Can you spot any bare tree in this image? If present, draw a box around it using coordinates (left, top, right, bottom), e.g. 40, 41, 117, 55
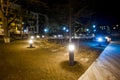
48, 0, 92, 44
0, 0, 20, 43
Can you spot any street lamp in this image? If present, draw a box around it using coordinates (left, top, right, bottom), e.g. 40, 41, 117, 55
68, 43, 75, 66
86, 29, 89, 32
93, 29, 96, 32
62, 26, 69, 37
44, 28, 49, 37
44, 28, 49, 33
93, 25, 96, 28
63, 27, 66, 30
66, 29, 69, 32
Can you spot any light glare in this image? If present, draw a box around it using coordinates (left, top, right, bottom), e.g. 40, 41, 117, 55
36, 35, 40, 38
31, 36, 34, 39
98, 37, 103, 42
69, 44, 75, 51
29, 40, 33, 44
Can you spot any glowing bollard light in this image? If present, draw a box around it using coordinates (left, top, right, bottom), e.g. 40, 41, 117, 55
98, 37, 103, 42
68, 43, 75, 66
36, 35, 40, 39
29, 39, 33, 48
97, 37, 103, 47
30, 36, 34, 39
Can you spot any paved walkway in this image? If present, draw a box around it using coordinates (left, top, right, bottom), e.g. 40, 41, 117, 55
78, 41, 120, 80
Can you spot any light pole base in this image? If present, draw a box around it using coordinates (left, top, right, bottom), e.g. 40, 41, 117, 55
69, 51, 74, 66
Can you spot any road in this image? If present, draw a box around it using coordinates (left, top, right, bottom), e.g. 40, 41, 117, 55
78, 41, 120, 80
79, 40, 109, 51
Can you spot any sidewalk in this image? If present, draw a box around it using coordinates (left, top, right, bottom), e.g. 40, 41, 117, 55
78, 41, 120, 80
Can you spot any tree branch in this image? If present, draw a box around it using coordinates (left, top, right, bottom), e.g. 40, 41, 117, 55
0, 0, 5, 16
8, 15, 17, 29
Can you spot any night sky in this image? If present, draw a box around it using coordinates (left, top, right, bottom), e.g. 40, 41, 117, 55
47, 0, 119, 25
19, 0, 119, 25
88, 0, 119, 25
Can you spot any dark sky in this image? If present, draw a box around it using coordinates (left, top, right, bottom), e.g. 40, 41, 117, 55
19, 0, 119, 25
46, 0, 119, 25
88, 0, 119, 25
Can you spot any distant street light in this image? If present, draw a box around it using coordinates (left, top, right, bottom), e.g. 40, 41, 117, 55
44, 28, 48, 33
68, 43, 75, 66
62, 26, 69, 32
66, 29, 69, 32
93, 29, 96, 32
93, 25, 96, 28
63, 27, 66, 31
62, 26, 69, 37
86, 29, 89, 32
44, 28, 49, 34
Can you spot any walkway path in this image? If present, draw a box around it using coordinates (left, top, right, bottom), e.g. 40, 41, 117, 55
78, 41, 120, 80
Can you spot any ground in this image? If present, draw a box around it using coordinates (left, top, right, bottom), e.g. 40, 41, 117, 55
0, 39, 102, 80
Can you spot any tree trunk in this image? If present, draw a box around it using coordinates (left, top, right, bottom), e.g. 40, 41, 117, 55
3, 17, 10, 43
4, 37, 10, 43
20, 17, 23, 40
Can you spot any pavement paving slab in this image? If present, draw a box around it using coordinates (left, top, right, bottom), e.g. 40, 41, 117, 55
78, 41, 120, 80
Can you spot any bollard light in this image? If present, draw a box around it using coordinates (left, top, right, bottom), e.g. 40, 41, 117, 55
98, 37, 103, 42
69, 44, 75, 51
36, 35, 40, 39
31, 36, 34, 39
68, 43, 75, 66
97, 37, 103, 47
42, 35, 45, 38
29, 39, 33, 48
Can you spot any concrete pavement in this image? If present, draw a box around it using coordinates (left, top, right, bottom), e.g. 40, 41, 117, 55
78, 41, 120, 80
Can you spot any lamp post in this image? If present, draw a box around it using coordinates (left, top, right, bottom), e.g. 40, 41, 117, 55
68, 43, 75, 66
68, 0, 75, 66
